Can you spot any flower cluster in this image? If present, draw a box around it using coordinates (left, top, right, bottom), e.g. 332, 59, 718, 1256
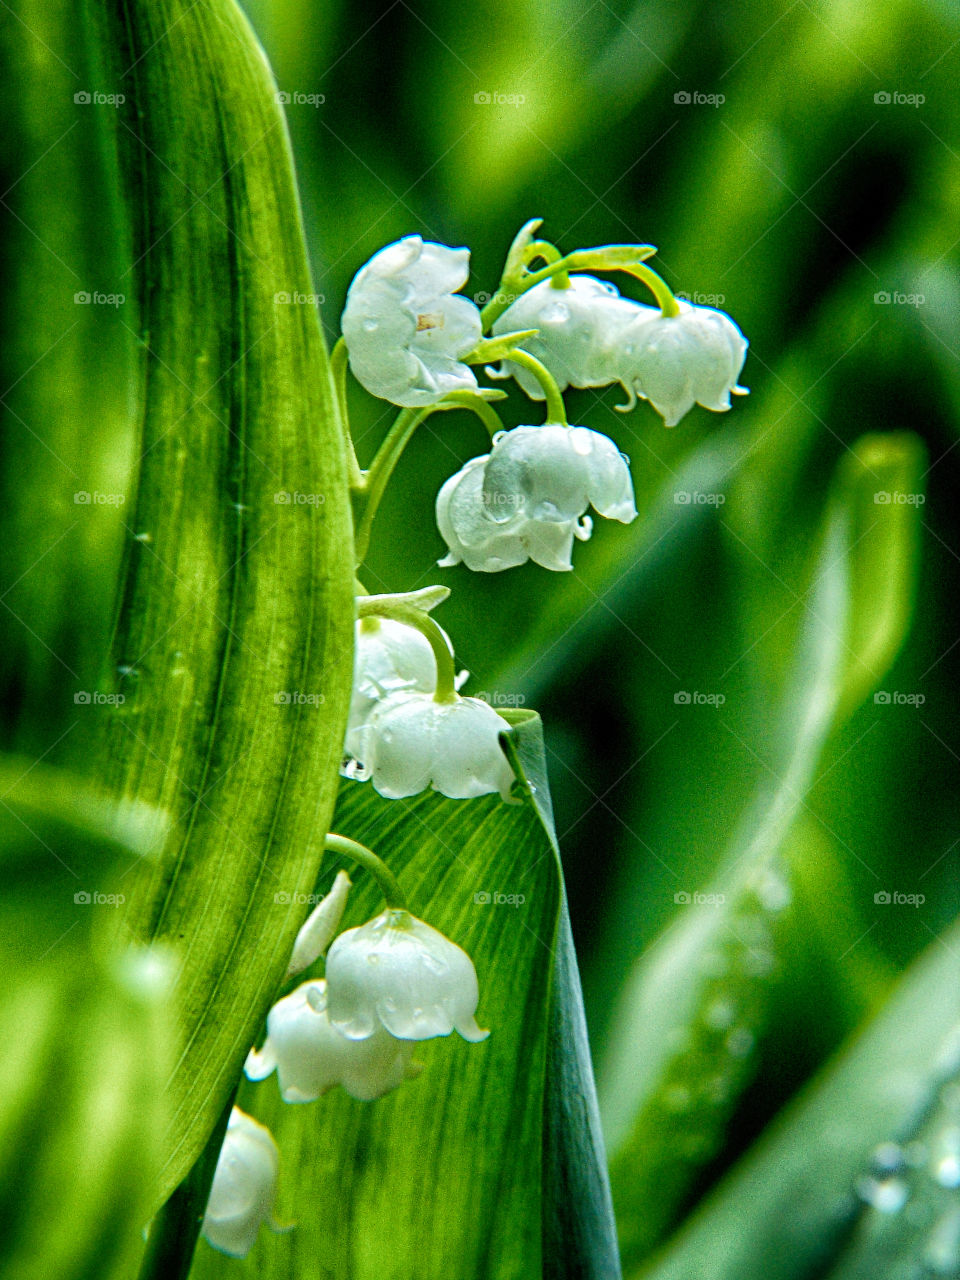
202, 874, 487, 1259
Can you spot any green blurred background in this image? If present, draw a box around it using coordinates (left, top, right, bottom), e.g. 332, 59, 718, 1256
3, 0, 960, 1272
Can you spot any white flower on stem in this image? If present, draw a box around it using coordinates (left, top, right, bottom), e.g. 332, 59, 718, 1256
325, 908, 489, 1043
436, 424, 636, 573
286, 870, 352, 978
616, 300, 749, 427
201, 1108, 278, 1259
491, 274, 651, 398
346, 615, 465, 745
347, 689, 516, 801
341, 235, 483, 407
245, 979, 421, 1102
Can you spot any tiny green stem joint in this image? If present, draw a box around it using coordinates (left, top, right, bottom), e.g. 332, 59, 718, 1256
505, 350, 567, 425
357, 596, 458, 702
624, 263, 681, 318
325, 834, 407, 910
330, 337, 364, 489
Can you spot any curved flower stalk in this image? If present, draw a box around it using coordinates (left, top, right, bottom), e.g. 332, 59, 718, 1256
490, 274, 654, 398
436, 424, 636, 573
200, 1109, 279, 1259
325, 908, 489, 1042
615, 300, 749, 427
244, 979, 422, 1101
341, 235, 482, 407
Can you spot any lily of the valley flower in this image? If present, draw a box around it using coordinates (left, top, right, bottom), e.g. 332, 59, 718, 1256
325, 908, 489, 1043
491, 274, 651, 398
245, 979, 421, 1102
346, 689, 516, 800
201, 1108, 278, 1259
341, 235, 482, 407
616, 300, 749, 427
286, 870, 352, 978
436, 424, 636, 573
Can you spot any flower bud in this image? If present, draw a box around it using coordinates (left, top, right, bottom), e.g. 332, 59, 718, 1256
201, 1108, 278, 1259
286, 870, 352, 978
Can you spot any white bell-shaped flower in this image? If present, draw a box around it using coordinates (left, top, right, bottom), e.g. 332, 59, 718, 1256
347, 689, 516, 800
491, 274, 652, 398
482, 424, 637, 525
437, 455, 591, 573
341, 235, 483, 407
348, 616, 443, 732
201, 1108, 278, 1259
286, 870, 351, 978
326, 908, 489, 1043
616, 300, 749, 426
245, 979, 421, 1102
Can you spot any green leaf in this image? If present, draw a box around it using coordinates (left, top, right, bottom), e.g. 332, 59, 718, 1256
85, 0, 355, 1205
599, 433, 925, 1267
637, 915, 960, 1280
190, 714, 620, 1280
0, 758, 172, 1280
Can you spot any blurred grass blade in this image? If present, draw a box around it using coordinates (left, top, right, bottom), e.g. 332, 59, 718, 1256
0, 758, 172, 1280
192, 714, 620, 1280
88, 0, 354, 1205
599, 432, 925, 1267
637, 916, 960, 1280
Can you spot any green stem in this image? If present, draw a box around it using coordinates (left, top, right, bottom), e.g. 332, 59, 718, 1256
356, 595, 458, 702
505, 350, 567, 424
624, 263, 681, 317
325, 834, 407, 909
138, 1084, 238, 1280
330, 337, 363, 489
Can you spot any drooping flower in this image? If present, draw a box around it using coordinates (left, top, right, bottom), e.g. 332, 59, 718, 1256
341, 235, 483, 407
245, 979, 421, 1102
345, 615, 465, 751
346, 689, 516, 801
325, 908, 489, 1043
436, 424, 636, 573
615, 300, 749, 426
491, 274, 652, 398
286, 870, 352, 978
201, 1108, 278, 1259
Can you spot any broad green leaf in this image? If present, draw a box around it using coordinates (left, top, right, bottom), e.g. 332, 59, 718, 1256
0, 758, 171, 1280
599, 433, 924, 1268
191, 714, 620, 1280
637, 915, 960, 1280
85, 0, 355, 1204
